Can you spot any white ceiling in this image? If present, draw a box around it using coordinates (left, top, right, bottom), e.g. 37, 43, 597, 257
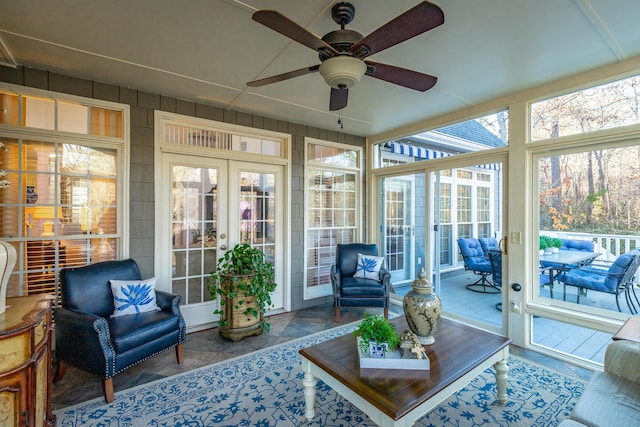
1, 0, 640, 137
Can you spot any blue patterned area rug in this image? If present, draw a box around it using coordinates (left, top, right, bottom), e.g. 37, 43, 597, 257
55, 323, 585, 427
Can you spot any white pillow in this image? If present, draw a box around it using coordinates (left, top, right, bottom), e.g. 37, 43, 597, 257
353, 253, 384, 280
110, 277, 161, 317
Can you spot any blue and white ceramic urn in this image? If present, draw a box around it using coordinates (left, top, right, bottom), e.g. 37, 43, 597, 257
403, 268, 441, 345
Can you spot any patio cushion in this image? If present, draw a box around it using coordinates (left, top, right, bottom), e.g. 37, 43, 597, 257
562, 253, 634, 293
458, 238, 491, 273
560, 238, 595, 252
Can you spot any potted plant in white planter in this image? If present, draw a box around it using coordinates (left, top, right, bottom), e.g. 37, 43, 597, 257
353, 313, 400, 358
539, 236, 550, 255
209, 243, 277, 341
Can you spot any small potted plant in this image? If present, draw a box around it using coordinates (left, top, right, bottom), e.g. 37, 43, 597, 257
550, 237, 563, 253
353, 313, 400, 358
209, 243, 277, 341
539, 236, 551, 255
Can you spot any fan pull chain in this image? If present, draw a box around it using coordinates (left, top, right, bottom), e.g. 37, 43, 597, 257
337, 110, 344, 129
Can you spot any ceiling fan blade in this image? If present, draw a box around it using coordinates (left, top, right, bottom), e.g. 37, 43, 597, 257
329, 87, 348, 111
351, 1, 444, 58
365, 61, 437, 91
247, 65, 320, 87
253, 10, 338, 55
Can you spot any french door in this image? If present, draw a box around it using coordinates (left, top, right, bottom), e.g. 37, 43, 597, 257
157, 154, 284, 329
380, 175, 417, 285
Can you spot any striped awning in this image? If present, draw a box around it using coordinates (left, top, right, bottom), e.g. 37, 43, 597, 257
389, 142, 501, 170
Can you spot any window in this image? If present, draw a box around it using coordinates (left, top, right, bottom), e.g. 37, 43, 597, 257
531, 73, 640, 141
0, 85, 126, 302
374, 111, 509, 169
304, 139, 361, 299
0, 88, 123, 138
526, 71, 640, 364
164, 123, 282, 157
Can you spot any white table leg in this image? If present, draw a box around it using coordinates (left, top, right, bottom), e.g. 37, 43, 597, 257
494, 358, 509, 403
303, 371, 318, 420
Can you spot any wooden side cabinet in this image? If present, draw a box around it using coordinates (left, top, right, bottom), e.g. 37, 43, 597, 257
0, 295, 55, 427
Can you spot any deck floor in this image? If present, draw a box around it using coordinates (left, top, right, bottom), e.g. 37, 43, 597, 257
393, 270, 637, 364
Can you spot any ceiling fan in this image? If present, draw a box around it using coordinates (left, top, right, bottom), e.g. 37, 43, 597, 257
246, 1, 445, 111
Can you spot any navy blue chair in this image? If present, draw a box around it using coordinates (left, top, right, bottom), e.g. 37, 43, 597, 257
487, 249, 504, 310
330, 243, 391, 322
488, 249, 551, 310
558, 252, 640, 312
54, 259, 186, 403
457, 238, 498, 293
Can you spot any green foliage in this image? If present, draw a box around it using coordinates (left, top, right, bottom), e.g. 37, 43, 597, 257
353, 313, 400, 354
209, 244, 277, 332
539, 236, 550, 250
540, 236, 562, 250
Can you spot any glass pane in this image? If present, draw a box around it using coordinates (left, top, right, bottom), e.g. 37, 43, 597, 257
90, 107, 123, 138
163, 123, 282, 157
0, 91, 19, 125
429, 164, 503, 329
375, 111, 508, 168
307, 143, 358, 168
171, 165, 219, 304
531, 74, 640, 141
24, 96, 55, 130
58, 101, 88, 134
305, 167, 357, 287
537, 146, 640, 315
380, 174, 422, 285
239, 171, 276, 250
532, 316, 612, 364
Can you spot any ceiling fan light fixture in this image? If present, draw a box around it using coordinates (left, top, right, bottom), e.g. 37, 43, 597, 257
319, 55, 366, 89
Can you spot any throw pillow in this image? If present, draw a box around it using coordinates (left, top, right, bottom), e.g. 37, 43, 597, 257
110, 277, 161, 317
353, 253, 384, 280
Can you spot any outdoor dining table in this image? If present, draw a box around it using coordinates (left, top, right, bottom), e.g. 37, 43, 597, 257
540, 249, 600, 300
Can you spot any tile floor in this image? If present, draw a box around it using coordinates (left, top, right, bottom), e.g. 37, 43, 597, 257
51, 304, 594, 410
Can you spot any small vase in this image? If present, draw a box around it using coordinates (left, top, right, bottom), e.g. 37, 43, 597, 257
26, 185, 38, 204
403, 268, 441, 345
368, 341, 388, 358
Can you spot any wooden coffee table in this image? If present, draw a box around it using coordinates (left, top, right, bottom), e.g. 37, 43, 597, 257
299, 317, 511, 427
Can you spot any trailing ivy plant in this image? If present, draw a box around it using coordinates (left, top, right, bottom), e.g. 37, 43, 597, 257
353, 312, 400, 354
209, 243, 277, 332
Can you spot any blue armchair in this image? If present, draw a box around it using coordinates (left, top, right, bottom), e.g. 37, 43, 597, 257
558, 252, 640, 312
458, 238, 498, 293
330, 243, 391, 322
53, 259, 186, 403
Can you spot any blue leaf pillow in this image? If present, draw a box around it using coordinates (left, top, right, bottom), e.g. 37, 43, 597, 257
110, 277, 161, 317
353, 253, 384, 280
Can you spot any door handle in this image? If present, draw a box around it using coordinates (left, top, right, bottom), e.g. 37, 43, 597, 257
499, 236, 508, 255
219, 244, 227, 251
